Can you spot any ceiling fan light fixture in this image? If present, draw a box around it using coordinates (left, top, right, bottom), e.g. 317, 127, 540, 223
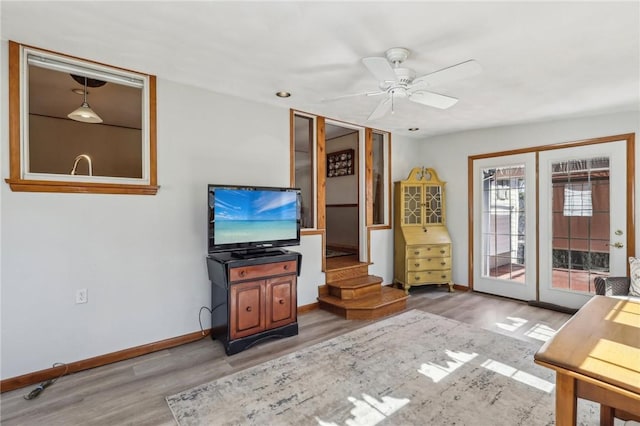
68, 77, 103, 124
359, 48, 481, 120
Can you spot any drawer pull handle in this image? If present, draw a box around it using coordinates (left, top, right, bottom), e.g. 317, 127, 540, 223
441, 275, 447, 279
284, 264, 289, 270
427, 247, 431, 251
415, 276, 420, 280
278, 299, 285, 305
239, 270, 246, 277
246, 306, 252, 312
440, 250, 445, 254
414, 251, 420, 255
441, 262, 446, 265
414, 263, 420, 267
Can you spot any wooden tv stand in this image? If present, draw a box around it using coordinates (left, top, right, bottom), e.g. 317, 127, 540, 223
206, 249, 301, 355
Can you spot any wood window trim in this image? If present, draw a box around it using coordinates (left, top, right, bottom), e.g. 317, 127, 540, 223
365, 127, 374, 226
6, 41, 159, 195
290, 110, 392, 232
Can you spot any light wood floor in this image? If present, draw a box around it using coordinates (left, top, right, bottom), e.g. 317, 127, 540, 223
0, 289, 572, 426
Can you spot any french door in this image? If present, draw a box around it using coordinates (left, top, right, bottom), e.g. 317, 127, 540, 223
473, 154, 537, 301
538, 141, 628, 309
472, 137, 630, 309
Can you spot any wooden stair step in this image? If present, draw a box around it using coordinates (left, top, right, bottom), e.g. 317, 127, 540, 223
327, 275, 383, 300
327, 274, 383, 289
318, 286, 408, 320
326, 262, 371, 283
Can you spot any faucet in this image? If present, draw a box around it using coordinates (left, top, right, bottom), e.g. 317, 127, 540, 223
70, 154, 93, 176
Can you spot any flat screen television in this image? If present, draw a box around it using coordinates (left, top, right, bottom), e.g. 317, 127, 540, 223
208, 184, 301, 256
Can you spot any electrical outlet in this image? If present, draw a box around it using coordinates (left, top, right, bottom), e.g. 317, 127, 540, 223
75, 288, 88, 304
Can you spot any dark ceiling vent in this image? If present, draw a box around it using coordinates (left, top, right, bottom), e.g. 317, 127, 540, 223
70, 74, 107, 88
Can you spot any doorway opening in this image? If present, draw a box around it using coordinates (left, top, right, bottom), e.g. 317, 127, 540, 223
325, 122, 360, 264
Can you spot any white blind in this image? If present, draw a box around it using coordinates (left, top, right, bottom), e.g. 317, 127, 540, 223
563, 183, 592, 216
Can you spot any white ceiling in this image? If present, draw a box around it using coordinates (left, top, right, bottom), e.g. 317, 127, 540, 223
2, 1, 639, 138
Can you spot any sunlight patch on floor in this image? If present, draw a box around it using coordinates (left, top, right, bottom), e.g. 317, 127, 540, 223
496, 316, 528, 332
524, 323, 557, 341
481, 359, 555, 393
315, 393, 410, 426
417, 350, 478, 383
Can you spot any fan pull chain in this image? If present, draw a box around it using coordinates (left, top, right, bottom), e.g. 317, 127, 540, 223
391, 89, 395, 114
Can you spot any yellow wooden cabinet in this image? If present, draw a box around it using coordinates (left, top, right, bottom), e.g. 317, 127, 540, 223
394, 167, 453, 294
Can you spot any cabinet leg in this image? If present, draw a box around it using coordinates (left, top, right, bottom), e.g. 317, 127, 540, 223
447, 283, 454, 292
404, 285, 411, 295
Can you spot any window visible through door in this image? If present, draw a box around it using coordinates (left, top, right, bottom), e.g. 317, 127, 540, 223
550, 157, 610, 293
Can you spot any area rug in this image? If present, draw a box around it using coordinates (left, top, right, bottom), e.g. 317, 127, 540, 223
166, 310, 602, 426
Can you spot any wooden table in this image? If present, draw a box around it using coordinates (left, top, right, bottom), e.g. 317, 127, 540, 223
534, 296, 640, 425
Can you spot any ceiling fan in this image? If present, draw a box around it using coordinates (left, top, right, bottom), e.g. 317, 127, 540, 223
356, 47, 482, 121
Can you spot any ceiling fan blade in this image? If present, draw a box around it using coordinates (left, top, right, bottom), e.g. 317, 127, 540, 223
322, 90, 386, 102
362, 57, 397, 83
367, 97, 392, 121
412, 59, 482, 88
409, 91, 458, 109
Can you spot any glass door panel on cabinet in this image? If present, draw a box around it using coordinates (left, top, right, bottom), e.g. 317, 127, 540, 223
403, 185, 424, 225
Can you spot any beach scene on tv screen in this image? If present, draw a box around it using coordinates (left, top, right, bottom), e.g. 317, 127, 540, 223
214, 189, 297, 244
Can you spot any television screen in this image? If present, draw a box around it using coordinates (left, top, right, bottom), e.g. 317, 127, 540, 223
208, 185, 301, 254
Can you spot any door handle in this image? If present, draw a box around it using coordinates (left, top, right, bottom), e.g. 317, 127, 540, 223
606, 242, 624, 248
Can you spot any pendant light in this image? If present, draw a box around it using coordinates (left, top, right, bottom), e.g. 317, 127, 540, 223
68, 77, 103, 124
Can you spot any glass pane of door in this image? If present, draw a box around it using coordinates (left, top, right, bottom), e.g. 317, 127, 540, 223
473, 153, 536, 301
550, 157, 610, 293
539, 140, 627, 309
481, 165, 526, 283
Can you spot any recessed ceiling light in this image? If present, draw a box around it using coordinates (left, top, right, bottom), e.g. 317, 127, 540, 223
72, 88, 87, 95
408, 127, 419, 132
276, 91, 291, 98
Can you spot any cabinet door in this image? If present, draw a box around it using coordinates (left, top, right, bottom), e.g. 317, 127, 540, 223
230, 280, 265, 339
424, 184, 443, 225
265, 275, 296, 330
402, 184, 424, 226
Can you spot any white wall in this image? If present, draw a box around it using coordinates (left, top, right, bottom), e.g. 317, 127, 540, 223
418, 111, 640, 288
0, 42, 412, 380
391, 134, 424, 183
0, 75, 277, 378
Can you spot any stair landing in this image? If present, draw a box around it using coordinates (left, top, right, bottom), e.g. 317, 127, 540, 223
318, 257, 407, 320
